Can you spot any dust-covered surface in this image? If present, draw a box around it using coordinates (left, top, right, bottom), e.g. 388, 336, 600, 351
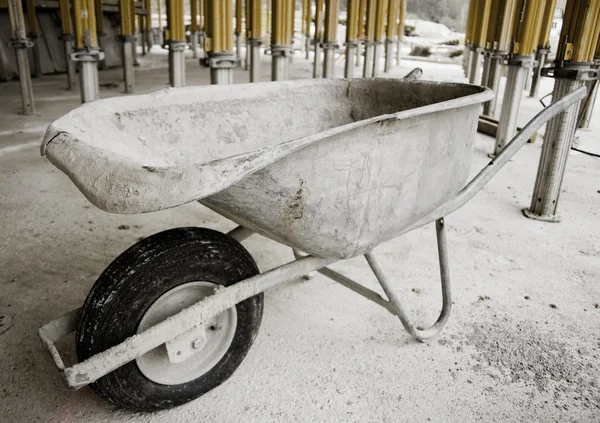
467, 319, 600, 411
0, 49, 599, 422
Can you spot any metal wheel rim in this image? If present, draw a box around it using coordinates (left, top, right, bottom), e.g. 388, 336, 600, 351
135, 281, 237, 385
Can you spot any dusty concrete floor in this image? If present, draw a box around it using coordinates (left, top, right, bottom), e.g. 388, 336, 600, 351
0, 48, 599, 423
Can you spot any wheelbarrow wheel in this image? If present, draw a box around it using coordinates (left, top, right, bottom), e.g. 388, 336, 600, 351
76, 227, 263, 411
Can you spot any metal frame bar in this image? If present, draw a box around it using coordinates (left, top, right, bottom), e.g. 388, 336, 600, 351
38, 86, 586, 391
38, 254, 334, 390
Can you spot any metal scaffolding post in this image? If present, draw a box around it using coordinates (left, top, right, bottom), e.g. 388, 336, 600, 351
371, 0, 385, 77
322, 0, 339, 78
493, 0, 547, 156
191, 0, 199, 58
463, 0, 476, 77
25, 0, 42, 77
272, 0, 293, 81
131, 0, 139, 66
58, 0, 76, 90
494, 56, 533, 154
482, 53, 504, 117
530, 48, 549, 97
524, 0, 600, 222
199, 0, 206, 59
578, 40, 600, 129
304, 0, 312, 59
235, 0, 243, 61
384, 0, 397, 73
168, 0, 185, 87
395, 0, 404, 66
138, 6, 146, 55
468, 0, 492, 84
578, 78, 599, 129
363, 0, 376, 77
95, 0, 106, 69
8, 0, 35, 114
248, 0, 262, 82
313, 0, 324, 78
356, 0, 366, 68
205, 0, 236, 84
345, 0, 360, 78
120, 0, 135, 92
523, 69, 588, 221
481, 0, 518, 118
72, 0, 103, 103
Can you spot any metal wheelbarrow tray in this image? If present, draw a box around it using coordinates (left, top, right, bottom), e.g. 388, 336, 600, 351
38, 78, 586, 412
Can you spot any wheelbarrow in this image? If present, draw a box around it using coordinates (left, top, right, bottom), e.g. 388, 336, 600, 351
37, 78, 586, 412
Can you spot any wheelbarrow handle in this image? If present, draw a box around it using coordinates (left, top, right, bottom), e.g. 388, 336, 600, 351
400, 85, 588, 235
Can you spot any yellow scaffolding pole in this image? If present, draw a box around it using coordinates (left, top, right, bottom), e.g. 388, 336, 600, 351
385, 0, 397, 40
120, 0, 134, 36
74, 0, 98, 48
485, 0, 518, 53
235, 0, 242, 34
537, 0, 557, 50
272, 0, 293, 46
511, 0, 547, 57
191, 0, 198, 32
465, 0, 477, 46
346, 0, 360, 42
205, 0, 233, 53
472, 0, 492, 49
558, 0, 600, 63
373, 0, 386, 42
250, 0, 262, 39
168, 0, 185, 41
358, 0, 367, 39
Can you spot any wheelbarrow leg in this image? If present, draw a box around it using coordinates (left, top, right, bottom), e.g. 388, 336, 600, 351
365, 218, 451, 342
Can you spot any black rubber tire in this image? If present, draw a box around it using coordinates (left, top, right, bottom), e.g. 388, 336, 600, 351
76, 227, 263, 412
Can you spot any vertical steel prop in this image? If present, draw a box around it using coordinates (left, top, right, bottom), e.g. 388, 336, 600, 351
120, 0, 135, 92
363, 0, 376, 77
235, 0, 243, 61
248, 0, 262, 82
322, 0, 339, 78
493, 0, 547, 156
529, 0, 556, 97
524, 0, 600, 222
469, 0, 492, 85
304, 0, 312, 59
140, 0, 150, 55
312, 0, 324, 78
191, 0, 200, 58
395, 0, 404, 66
72, 0, 103, 103
356, 0, 366, 67
371, 0, 386, 77
578, 34, 600, 129
384, 0, 397, 72
482, 0, 518, 118
199, 0, 205, 58
272, 0, 294, 81
345, 0, 360, 77
131, 0, 140, 66
301, 0, 308, 56
167, 0, 185, 86
26, 0, 42, 77
463, 0, 477, 77
245, 0, 251, 69
95, 0, 107, 68
8, 0, 35, 114
58, 0, 76, 90
205, 0, 236, 84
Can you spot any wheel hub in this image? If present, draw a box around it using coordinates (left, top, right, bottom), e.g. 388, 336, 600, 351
135, 281, 237, 385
